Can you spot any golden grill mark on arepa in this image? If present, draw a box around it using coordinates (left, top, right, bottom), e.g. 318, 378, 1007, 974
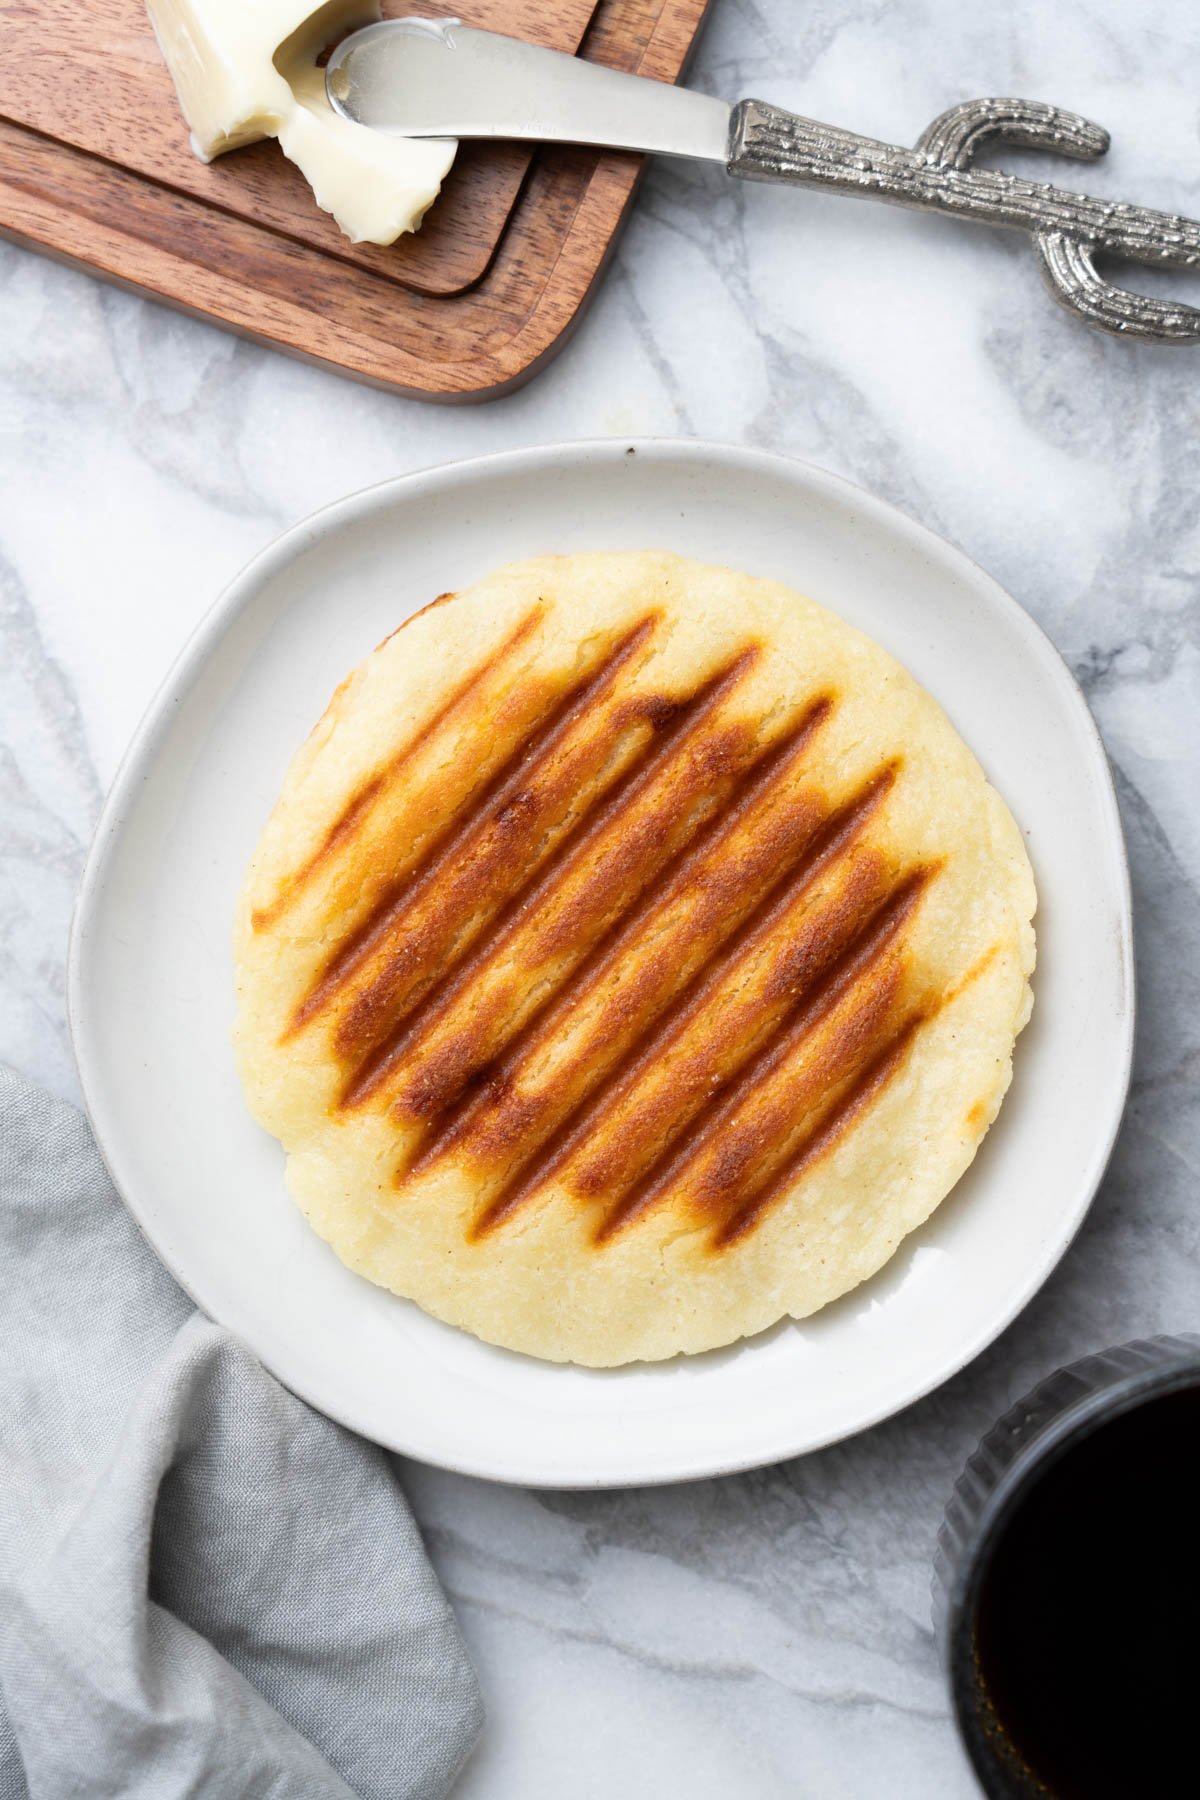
331, 638, 763, 1107
501, 859, 938, 1248
711, 930, 1006, 1249
713, 1007, 930, 1247
251, 601, 546, 934
581, 857, 929, 1243
286, 611, 662, 1044
633, 872, 935, 1247
458, 767, 903, 1238
403, 693, 840, 1183
270, 606, 954, 1251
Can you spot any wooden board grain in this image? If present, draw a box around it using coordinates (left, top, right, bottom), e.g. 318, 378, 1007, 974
0, 0, 713, 399
1, 0, 603, 296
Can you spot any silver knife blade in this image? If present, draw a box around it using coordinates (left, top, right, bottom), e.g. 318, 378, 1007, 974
325, 17, 732, 163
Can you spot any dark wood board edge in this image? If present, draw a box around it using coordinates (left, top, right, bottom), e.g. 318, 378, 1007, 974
0, 0, 715, 401
0, 129, 644, 400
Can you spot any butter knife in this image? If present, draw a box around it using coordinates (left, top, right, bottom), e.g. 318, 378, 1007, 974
327, 16, 1200, 344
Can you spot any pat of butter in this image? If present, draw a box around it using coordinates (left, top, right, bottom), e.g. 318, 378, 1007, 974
145, 0, 456, 244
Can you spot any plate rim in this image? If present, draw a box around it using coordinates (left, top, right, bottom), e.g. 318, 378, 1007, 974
67, 437, 1135, 1487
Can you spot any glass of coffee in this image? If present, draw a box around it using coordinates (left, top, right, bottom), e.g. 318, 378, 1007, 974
934, 1334, 1200, 1798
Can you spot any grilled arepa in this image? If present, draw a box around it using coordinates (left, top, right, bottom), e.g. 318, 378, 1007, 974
233, 551, 1035, 1366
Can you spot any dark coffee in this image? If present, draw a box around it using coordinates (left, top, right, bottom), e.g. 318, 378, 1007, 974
973, 1384, 1200, 1798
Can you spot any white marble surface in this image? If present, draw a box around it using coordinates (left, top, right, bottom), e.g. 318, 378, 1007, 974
3, 0, 1200, 1792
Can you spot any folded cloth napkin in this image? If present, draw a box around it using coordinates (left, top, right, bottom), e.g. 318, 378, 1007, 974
0, 1068, 483, 1800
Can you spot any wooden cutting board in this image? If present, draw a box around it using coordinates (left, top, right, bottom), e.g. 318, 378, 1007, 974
0, 0, 713, 399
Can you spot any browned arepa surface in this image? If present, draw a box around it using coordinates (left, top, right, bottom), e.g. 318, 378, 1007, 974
233, 551, 1036, 1364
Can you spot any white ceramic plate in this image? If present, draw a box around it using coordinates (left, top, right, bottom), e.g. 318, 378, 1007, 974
69, 440, 1132, 1488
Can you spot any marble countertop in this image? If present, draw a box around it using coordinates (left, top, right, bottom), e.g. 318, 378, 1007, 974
4, 0, 1199, 1792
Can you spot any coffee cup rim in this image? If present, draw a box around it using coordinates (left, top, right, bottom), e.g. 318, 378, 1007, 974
945, 1348, 1200, 1797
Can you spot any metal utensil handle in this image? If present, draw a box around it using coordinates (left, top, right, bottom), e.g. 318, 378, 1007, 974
728, 96, 1200, 343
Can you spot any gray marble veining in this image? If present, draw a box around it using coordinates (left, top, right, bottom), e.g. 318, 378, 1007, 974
2, 1, 1198, 1793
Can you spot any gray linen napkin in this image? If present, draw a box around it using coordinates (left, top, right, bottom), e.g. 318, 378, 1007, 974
0, 1067, 483, 1800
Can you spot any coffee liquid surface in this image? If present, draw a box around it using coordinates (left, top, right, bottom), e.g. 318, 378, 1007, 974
975, 1385, 1200, 1798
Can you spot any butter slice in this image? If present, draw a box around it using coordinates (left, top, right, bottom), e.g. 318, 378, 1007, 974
146, 0, 456, 243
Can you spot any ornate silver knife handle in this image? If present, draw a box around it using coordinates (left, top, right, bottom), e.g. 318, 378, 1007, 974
728, 97, 1200, 343
327, 26, 1200, 344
